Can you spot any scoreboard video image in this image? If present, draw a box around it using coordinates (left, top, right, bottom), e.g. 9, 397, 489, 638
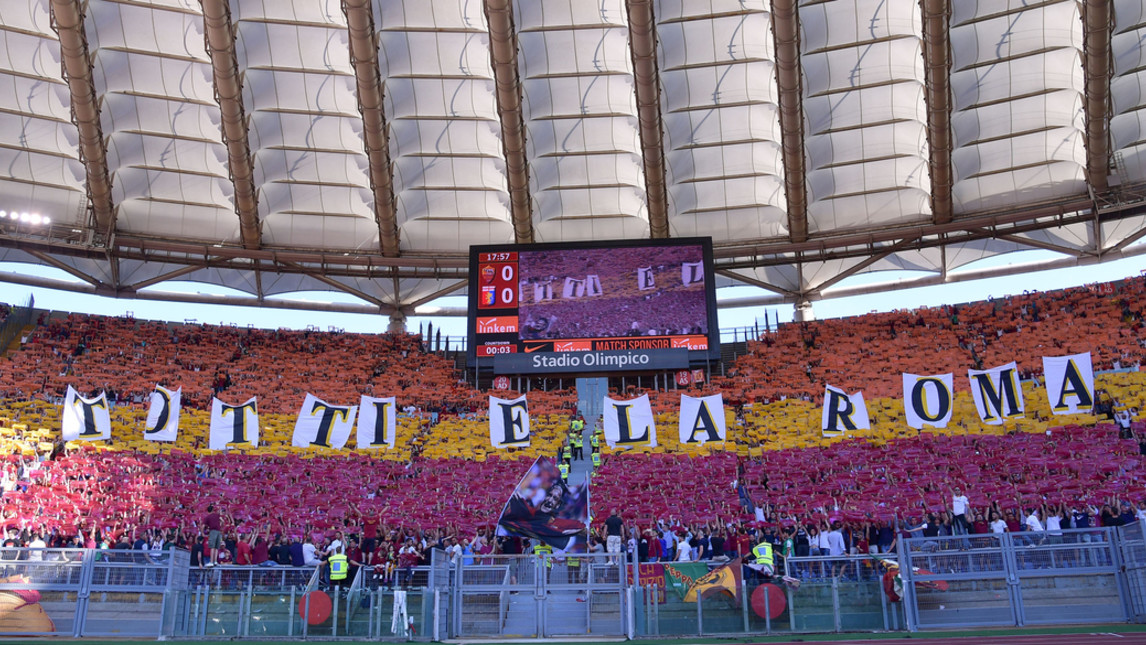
467, 238, 718, 364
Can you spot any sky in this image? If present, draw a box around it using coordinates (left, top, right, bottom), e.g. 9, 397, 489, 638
1, 250, 1143, 343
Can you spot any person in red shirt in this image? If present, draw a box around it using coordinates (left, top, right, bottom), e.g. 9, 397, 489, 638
235, 530, 253, 565
346, 537, 365, 584
352, 504, 379, 565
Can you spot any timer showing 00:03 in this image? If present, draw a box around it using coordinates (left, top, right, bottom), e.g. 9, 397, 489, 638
478, 345, 515, 356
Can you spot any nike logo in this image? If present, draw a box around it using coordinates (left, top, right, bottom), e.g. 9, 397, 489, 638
525, 345, 546, 353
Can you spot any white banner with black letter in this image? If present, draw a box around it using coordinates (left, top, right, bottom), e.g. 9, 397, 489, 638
61, 386, 111, 442
357, 396, 397, 449
902, 373, 954, 429
144, 385, 181, 442
967, 362, 1025, 425
293, 393, 356, 449
603, 394, 657, 448
489, 395, 530, 448
1042, 352, 1094, 415
679, 393, 725, 444
209, 397, 259, 450
821, 385, 870, 437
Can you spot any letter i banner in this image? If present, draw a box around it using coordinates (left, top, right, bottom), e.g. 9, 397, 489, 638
209, 397, 259, 450
489, 395, 530, 448
61, 385, 111, 442
1042, 352, 1094, 415
357, 396, 396, 449
144, 385, 181, 442
821, 385, 870, 437
603, 394, 657, 448
293, 393, 356, 449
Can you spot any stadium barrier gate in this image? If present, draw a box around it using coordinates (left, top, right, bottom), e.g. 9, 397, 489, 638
898, 526, 1131, 630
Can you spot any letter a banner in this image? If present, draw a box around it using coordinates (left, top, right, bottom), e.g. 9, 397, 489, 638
1042, 352, 1095, 415
821, 385, 869, 437
968, 362, 1024, 425
603, 394, 657, 448
293, 393, 356, 449
144, 385, 181, 442
902, 373, 954, 429
209, 397, 259, 450
489, 394, 530, 448
679, 394, 725, 444
61, 386, 111, 442
357, 396, 396, 449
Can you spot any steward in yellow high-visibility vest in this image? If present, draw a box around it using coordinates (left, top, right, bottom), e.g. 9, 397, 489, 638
558, 462, 569, 480
534, 542, 553, 568
562, 445, 572, 461
571, 434, 583, 460
329, 552, 349, 582
591, 434, 600, 449
591, 452, 601, 468
751, 541, 774, 573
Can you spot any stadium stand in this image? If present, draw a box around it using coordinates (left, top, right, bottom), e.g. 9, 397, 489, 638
0, 277, 1142, 564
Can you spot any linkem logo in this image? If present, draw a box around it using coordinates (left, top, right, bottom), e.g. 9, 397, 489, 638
477, 316, 518, 334
672, 336, 708, 350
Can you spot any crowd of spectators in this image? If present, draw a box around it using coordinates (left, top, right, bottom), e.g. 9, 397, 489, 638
0, 278, 1143, 581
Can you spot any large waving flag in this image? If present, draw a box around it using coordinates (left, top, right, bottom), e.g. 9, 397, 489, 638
144, 385, 181, 442
663, 562, 708, 599
61, 386, 111, 442
496, 456, 589, 551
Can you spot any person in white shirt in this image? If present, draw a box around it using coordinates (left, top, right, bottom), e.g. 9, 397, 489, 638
1024, 509, 1044, 546
1044, 505, 1063, 541
302, 537, 320, 566
675, 537, 691, 562
26, 533, 45, 562
951, 488, 971, 534
989, 511, 1007, 534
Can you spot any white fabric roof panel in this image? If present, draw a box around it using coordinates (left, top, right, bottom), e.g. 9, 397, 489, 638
655, 2, 788, 241
232, 0, 375, 250
0, 0, 1143, 310
1111, 1, 1146, 182
948, 0, 1088, 214
0, 1, 86, 225
84, 0, 237, 240
799, 0, 932, 233
515, 0, 648, 242
375, 0, 514, 252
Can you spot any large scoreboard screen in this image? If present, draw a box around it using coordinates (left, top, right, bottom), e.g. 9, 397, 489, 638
466, 238, 719, 374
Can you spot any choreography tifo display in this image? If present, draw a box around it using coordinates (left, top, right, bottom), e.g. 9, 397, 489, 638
58, 350, 1097, 449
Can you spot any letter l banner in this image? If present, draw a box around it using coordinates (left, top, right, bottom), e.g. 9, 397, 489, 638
603, 394, 657, 448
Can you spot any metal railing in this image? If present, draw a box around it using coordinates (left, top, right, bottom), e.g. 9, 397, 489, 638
188, 564, 317, 590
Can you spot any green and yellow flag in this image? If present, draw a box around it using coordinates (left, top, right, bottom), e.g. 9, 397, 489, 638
662, 562, 707, 600
684, 557, 743, 605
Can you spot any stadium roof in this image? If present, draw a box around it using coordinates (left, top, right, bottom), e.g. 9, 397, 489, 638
0, 0, 1145, 316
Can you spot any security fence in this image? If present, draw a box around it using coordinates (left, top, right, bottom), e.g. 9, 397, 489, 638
899, 527, 1129, 629
6, 530, 1146, 640
0, 547, 187, 638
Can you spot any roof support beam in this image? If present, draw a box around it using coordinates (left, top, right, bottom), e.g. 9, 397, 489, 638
403, 280, 468, 310
808, 236, 921, 293
1083, 0, 1112, 192
343, 0, 401, 256
921, 0, 954, 224
50, 0, 115, 237
772, 0, 808, 243
626, 0, 670, 239
484, 0, 534, 244
202, 0, 261, 249
25, 248, 103, 287
278, 260, 390, 310
715, 269, 799, 297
